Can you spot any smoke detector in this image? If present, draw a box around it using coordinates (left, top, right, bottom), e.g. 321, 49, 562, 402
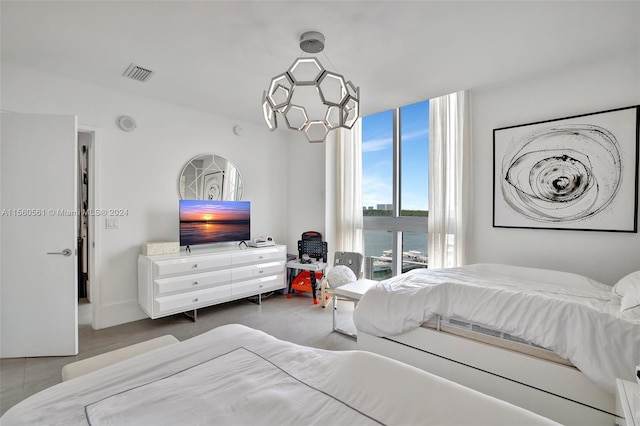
117, 115, 137, 132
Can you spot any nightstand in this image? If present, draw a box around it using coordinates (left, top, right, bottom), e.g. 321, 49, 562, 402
616, 378, 640, 426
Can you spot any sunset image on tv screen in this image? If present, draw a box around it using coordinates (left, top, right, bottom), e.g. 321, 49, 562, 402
179, 200, 250, 246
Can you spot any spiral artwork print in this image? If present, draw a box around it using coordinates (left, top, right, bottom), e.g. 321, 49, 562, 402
493, 106, 639, 232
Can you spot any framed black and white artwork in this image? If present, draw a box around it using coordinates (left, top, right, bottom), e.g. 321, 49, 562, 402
493, 105, 639, 232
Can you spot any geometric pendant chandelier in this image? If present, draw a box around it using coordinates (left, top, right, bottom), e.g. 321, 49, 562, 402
262, 31, 360, 143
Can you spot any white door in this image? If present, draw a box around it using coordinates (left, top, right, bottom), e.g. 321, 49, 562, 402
1, 112, 78, 357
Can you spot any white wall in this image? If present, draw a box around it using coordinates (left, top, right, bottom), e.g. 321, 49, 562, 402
470, 53, 640, 284
1, 63, 292, 328
284, 131, 327, 255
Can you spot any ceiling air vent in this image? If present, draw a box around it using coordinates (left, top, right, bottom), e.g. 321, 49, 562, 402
123, 63, 154, 82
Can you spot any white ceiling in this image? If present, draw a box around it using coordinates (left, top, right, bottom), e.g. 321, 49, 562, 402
1, 1, 638, 126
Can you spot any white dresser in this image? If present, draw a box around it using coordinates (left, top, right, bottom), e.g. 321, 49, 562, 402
138, 244, 286, 319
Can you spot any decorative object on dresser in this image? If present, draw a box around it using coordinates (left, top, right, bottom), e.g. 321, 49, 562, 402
248, 236, 275, 247
138, 244, 286, 321
141, 242, 180, 256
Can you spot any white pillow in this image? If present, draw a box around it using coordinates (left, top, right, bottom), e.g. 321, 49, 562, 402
613, 271, 640, 321
326, 265, 357, 288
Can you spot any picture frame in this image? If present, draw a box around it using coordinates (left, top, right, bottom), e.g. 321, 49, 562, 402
493, 105, 639, 232
202, 171, 225, 201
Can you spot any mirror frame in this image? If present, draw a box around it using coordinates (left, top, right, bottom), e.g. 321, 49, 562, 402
178, 154, 244, 200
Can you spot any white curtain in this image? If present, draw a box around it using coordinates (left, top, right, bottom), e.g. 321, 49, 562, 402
335, 121, 364, 253
428, 90, 471, 268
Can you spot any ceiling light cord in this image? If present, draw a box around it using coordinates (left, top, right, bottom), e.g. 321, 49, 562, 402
321, 52, 340, 74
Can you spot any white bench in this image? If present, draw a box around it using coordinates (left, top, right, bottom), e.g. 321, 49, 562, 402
61, 335, 179, 381
332, 279, 377, 338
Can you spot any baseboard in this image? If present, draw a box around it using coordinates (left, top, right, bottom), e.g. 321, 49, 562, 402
97, 300, 147, 329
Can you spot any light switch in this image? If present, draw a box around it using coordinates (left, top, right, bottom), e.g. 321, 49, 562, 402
105, 218, 120, 229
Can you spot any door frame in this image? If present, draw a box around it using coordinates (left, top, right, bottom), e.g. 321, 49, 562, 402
78, 124, 101, 330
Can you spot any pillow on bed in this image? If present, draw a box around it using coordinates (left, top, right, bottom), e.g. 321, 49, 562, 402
614, 271, 640, 321
613, 271, 640, 298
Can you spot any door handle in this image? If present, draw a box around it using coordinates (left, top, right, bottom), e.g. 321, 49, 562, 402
47, 248, 72, 256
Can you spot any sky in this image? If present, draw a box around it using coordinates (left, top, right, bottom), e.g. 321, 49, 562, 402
362, 99, 429, 211
179, 200, 250, 222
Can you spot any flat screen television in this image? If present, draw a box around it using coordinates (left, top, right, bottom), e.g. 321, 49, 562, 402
179, 200, 250, 247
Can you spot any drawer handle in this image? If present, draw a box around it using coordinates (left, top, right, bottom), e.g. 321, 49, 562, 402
258, 269, 264, 274
193, 281, 199, 286
193, 264, 198, 268
258, 255, 264, 259
193, 298, 199, 303
259, 284, 264, 288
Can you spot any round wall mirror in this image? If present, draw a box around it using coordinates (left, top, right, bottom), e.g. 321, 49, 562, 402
178, 154, 244, 200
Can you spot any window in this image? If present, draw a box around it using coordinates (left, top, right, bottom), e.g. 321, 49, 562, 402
362, 99, 429, 280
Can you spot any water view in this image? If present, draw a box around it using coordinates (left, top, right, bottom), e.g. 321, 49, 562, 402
180, 221, 250, 246
364, 230, 428, 280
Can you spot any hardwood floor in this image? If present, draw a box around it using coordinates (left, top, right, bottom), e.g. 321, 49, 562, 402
0, 293, 357, 416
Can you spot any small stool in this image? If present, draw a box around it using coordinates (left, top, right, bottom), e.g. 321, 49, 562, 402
61, 335, 179, 381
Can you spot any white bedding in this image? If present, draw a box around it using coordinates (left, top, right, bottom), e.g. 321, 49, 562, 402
353, 263, 640, 395
1, 324, 557, 425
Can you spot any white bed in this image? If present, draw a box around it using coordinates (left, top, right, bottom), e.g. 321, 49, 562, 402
0, 324, 557, 425
353, 264, 640, 426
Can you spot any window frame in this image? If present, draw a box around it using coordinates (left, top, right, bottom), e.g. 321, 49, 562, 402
362, 106, 428, 277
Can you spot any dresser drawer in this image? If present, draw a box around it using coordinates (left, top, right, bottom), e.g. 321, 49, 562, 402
154, 269, 231, 296
153, 254, 231, 277
154, 285, 232, 315
232, 274, 285, 298
232, 261, 284, 282
231, 246, 284, 266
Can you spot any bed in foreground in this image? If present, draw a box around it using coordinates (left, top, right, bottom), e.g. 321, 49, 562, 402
354, 264, 640, 426
0, 324, 557, 425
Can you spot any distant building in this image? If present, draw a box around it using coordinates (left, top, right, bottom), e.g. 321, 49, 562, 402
376, 204, 392, 211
